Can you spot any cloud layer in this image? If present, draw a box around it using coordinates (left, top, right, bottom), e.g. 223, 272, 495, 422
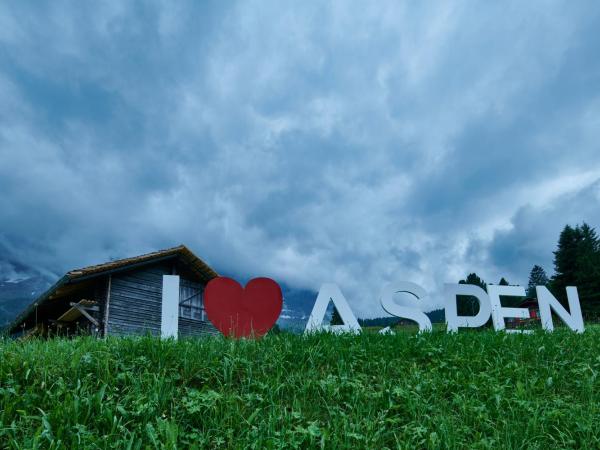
1, 1, 600, 316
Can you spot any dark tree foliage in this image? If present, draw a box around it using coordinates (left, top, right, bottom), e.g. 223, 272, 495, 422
457, 273, 487, 316
526, 265, 549, 298
456, 274, 514, 317
553, 225, 580, 291
551, 223, 600, 318
459, 273, 487, 290
330, 306, 343, 325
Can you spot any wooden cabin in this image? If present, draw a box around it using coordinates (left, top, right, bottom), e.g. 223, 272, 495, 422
7, 245, 219, 338
505, 297, 541, 329
519, 298, 540, 319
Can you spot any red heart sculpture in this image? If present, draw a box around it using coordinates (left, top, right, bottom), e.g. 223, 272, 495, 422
204, 277, 283, 338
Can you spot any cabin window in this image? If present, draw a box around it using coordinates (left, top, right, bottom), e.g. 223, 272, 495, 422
179, 279, 205, 320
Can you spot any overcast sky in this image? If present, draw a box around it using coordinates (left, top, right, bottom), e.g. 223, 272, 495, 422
1, 1, 600, 316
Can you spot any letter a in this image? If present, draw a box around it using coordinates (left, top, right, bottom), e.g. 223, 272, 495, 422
304, 283, 361, 334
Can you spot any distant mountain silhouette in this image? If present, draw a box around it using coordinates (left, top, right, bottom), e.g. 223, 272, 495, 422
277, 284, 318, 331
0, 273, 53, 326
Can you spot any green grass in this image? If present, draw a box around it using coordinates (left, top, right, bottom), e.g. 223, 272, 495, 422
1, 329, 599, 449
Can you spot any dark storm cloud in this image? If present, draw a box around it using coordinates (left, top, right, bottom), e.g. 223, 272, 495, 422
1, 1, 600, 315
487, 181, 600, 285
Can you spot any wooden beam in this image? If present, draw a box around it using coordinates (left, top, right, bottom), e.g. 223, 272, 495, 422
70, 303, 99, 327
103, 275, 112, 337
69, 302, 99, 312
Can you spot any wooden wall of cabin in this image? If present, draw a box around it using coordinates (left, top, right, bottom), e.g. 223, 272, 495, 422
105, 263, 169, 336
178, 277, 218, 337
178, 317, 219, 337
105, 261, 217, 337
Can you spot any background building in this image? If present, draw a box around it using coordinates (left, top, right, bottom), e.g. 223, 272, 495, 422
6, 245, 218, 338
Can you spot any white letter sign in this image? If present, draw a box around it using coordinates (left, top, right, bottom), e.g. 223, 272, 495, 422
537, 286, 584, 333
444, 284, 492, 332
161, 275, 180, 338
305, 283, 361, 334
380, 281, 432, 333
487, 285, 529, 333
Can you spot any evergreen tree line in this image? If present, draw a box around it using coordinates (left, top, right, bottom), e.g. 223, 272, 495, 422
459, 222, 600, 321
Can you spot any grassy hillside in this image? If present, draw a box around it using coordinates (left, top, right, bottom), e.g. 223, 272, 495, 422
1, 330, 599, 449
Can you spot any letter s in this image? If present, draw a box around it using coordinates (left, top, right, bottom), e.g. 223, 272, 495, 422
380, 281, 432, 333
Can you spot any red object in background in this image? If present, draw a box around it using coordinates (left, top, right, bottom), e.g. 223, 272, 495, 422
204, 277, 283, 338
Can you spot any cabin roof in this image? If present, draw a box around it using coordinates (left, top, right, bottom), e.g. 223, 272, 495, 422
65, 245, 218, 282
6, 245, 218, 333
519, 298, 538, 308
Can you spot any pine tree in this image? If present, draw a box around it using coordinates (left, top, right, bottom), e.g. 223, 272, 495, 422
552, 224, 579, 303
552, 223, 600, 317
459, 273, 487, 290
574, 223, 600, 316
330, 306, 343, 325
526, 265, 549, 298
498, 277, 509, 286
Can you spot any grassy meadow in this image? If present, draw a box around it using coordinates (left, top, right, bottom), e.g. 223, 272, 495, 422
1, 329, 599, 449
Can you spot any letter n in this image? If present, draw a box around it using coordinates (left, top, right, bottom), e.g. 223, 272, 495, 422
536, 286, 584, 333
